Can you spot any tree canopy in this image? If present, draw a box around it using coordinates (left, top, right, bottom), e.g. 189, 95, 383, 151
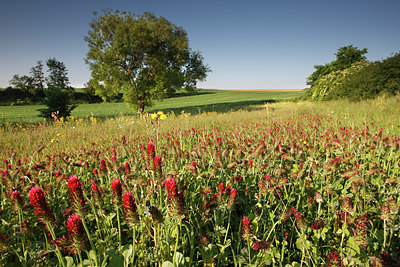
306, 45, 368, 88
85, 10, 210, 114
306, 45, 369, 100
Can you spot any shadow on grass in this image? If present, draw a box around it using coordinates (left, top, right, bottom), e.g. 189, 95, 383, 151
147, 99, 277, 115
169, 90, 216, 98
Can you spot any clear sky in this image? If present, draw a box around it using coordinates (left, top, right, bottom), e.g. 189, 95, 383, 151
1, 0, 399, 89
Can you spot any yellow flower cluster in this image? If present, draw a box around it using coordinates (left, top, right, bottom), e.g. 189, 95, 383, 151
150, 111, 167, 121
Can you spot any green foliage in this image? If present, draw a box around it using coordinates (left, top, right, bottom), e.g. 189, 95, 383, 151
307, 61, 371, 100
331, 52, 400, 100
85, 10, 210, 114
46, 58, 72, 90
36, 58, 77, 119
9, 74, 34, 94
307, 45, 368, 88
37, 88, 77, 119
30, 61, 45, 97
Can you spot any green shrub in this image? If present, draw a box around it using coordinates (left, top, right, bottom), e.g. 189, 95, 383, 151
306, 61, 371, 100
37, 89, 77, 119
331, 53, 400, 100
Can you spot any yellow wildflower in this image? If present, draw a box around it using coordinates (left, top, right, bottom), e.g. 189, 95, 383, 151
150, 113, 158, 119
159, 114, 167, 120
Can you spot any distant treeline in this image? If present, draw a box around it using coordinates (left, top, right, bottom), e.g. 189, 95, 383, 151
0, 87, 106, 106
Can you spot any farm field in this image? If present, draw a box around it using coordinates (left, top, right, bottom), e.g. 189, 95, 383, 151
1, 95, 400, 266
0, 89, 304, 123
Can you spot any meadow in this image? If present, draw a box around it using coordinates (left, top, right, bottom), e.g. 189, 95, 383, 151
1, 93, 400, 266
0, 89, 303, 123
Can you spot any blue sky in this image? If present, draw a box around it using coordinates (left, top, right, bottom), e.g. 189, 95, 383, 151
1, 0, 399, 89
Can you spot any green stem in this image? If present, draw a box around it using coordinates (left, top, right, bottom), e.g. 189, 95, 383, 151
17, 210, 27, 263
247, 240, 251, 264
132, 226, 136, 265
81, 216, 98, 266
340, 213, 347, 255
264, 219, 280, 241
383, 219, 387, 249
223, 212, 231, 244
116, 206, 122, 249
173, 220, 181, 265
47, 223, 66, 267
78, 250, 84, 266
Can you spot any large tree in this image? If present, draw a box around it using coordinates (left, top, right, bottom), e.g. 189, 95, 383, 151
85, 10, 210, 114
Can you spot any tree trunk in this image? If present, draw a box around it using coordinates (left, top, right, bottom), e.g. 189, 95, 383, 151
137, 100, 144, 115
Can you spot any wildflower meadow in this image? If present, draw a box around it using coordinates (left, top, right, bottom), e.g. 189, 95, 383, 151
1, 97, 400, 266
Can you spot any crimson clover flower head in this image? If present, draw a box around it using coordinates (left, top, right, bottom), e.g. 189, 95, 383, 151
165, 178, 177, 197
311, 218, 325, 230
67, 175, 83, 198
67, 175, 86, 215
124, 161, 131, 175
153, 155, 162, 172
226, 188, 237, 211
91, 182, 103, 207
315, 191, 323, 203
53, 214, 86, 255
342, 197, 353, 214
12, 190, 23, 211
29, 186, 55, 226
217, 183, 224, 203
100, 159, 107, 173
281, 207, 296, 222
253, 240, 271, 251
111, 179, 122, 205
164, 178, 185, 218
242, 217, 252, 241
295, 212, 307, 232
147, 204, 164, 224
123, 192, 138, 225
67, 214, 83, 236
147, 142, 155, 160
327, 251, 342, 267
380, 204, 391, 220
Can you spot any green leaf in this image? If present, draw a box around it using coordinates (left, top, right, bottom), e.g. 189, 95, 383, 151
162, 261, 174, 267
106, 249, 124, 266
174, 251, 185, 266
88, 249, 97, 262
122, 244, 133, 263
65, 256, 74, 267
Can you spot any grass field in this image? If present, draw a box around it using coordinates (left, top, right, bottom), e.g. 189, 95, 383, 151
1, 94, 400, 266
0, 89, 304, 123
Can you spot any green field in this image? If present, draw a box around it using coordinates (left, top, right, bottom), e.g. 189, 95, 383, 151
0, 89, 304, 123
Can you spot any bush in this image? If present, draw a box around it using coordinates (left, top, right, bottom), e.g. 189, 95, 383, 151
37, 89, 77, 119
331, 53, 400, 100
306, 61, 371, 100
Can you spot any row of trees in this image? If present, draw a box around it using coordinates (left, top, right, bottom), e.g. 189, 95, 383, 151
8, 58, 76, 118
306, 45, 400, 101
9, 58, 71, 98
